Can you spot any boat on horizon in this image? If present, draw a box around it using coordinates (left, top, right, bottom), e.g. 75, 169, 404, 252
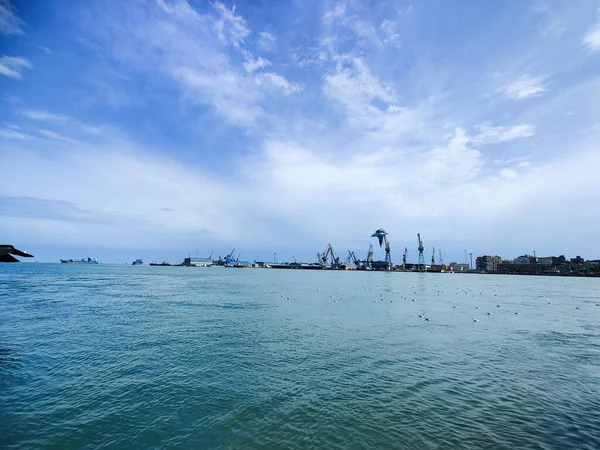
132, 259, 143, 265
60, 257, 99, 264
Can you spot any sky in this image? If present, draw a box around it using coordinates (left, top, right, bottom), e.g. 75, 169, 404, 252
1, 0, 600, 264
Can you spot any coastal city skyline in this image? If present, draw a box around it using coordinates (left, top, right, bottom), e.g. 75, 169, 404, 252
2, 1, 600, 261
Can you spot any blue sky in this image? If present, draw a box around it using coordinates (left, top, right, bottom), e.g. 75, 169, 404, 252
1, 0, 600, 264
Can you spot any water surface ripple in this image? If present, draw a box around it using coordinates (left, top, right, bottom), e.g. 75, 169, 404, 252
1, 264, 600, 449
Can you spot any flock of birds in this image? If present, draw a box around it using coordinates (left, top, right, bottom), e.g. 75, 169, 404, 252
266, 280, 600, 324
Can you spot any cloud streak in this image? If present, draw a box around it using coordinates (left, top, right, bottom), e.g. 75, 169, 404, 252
0, 55, 31, 79
0, 0, 23, 35
504, 75, 548, 100
583, 22, 600, 51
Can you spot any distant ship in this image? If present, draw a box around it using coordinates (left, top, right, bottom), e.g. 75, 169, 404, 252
132, 258, 144, 265
60, 257, 99, 264
150, 260, 170, 266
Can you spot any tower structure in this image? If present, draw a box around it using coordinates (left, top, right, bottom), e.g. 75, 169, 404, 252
431, 246, 435, 267
366, 244, 374, 269
439, 249, 443, 266
403, 247, 407, 269
371, 228, 392, 271
417, 233, 425, 272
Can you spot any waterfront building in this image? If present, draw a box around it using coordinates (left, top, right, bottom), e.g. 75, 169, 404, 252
475, 255, 502, 272
183, 257, 213, 267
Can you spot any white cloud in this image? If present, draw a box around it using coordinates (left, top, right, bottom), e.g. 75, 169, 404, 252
19, 109, 69, 123
473, 124, 536, 144
583, 22, 600, 51
325, 57, 394, 108
257, 31, 276, 51
323, 2, 347, 24
0, 0, 23, 35
255, 72, 301, 94
212, 1, 250, 47
17, 109, 101, 134
504, 75, 548, 100
542, 19, 566, 38
381, 19, 401, 46
0, 128, 36, 140
499, 168, 518, 179
243, 55, 271, 73
38, 129, 77, 144
324, 57, 401, 131
0, 55, 31, 79
84, 0, 300, 128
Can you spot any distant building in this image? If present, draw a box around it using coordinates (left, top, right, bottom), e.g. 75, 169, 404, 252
497, 263, 541, 275
515, 255, 533, 264
476, 255, 502, 272
184, 257, 213, 267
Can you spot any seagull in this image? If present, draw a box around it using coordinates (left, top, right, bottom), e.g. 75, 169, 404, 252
473, 319, 479, 322
487, 312, 492, 315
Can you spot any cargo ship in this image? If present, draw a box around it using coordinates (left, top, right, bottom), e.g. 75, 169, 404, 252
60, 257, 99, 264
132, 259, 143, 265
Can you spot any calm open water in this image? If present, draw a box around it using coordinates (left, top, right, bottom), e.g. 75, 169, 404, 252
1, 263, 599, 449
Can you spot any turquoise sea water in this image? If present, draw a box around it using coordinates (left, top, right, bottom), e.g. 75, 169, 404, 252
1, 263, 600, 449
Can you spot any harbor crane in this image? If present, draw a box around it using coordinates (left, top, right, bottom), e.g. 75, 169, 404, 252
403, 247, 407, 269
366, 244, 374, 269
371, 228, 392, 271
320, 243, 340, 265
348, 250, 360, 266
417, 233, 425, 272
431, 246, 435, 267
224, 248, 236, 265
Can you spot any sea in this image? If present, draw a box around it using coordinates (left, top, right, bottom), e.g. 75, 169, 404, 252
1, 263, 599, 449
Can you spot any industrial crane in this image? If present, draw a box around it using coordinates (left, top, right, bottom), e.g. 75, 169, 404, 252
348, 250, 360, 266
417, 233, 425, 272
320, 243, 340, 265
431, 246, 435, 267
225, 248, 236, 265
403, 247, 407, 269
371, 228, 392, 271
366, 244, 374, 269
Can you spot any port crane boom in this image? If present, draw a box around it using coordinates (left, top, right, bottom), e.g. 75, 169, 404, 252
371, 228, 392, 271
320, 243, 340, 265
417, 234, 425, 272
